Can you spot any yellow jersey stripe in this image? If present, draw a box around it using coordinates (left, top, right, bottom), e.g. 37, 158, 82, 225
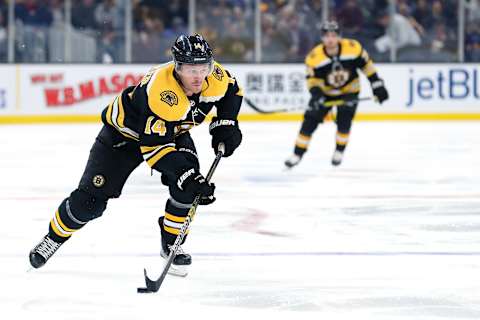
105, 101, 114, 126
117, 93, 126, 127
307, 78, 324, 89
140, 145, 160, 154
146, 147, 176, 167
362, 60, 376, 77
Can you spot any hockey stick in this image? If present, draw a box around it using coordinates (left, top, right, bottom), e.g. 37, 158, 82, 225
138, 143, 225, 293
244, 96, 373, 114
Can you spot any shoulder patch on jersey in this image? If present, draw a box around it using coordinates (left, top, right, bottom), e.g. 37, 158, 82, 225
201, 62, 230, 102
146, 63, 190, 122
212, 65, 224, 81
160, 90, 178, 107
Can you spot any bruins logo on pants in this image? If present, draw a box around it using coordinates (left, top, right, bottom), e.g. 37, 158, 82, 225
160, 91, 178, 107
92, 175, 105, 188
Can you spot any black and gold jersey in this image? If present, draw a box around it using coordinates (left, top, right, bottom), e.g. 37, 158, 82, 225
305, 38, 378, 98
101, 61, 243, 173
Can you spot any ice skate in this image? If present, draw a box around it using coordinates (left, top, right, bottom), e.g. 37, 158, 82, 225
284, 154, 302, 169
159, 217, 191, 277
29, 235, 64, 268
331, 150, 344, 166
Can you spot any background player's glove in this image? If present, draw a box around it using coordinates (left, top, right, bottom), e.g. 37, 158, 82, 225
371, 79, 389, 104
176, 167, 216, 205
209, 117, 242, 157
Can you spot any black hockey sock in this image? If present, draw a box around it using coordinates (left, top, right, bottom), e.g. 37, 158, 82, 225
335, 131, 349, 152
48, 198, 86, 243
294, 133, 311, 156
160, 198, 191, 245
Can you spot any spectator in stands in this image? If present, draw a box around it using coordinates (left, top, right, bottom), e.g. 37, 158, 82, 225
412, 0, 433, 31
15, 0, 53, 27
467, 0, 480, 23
374, 10, 421, 53
0, 6, 6, 61
50, 0, 64, 27
336, 0, 364, 35
397, 1, 425, 37
164, 0, 188, 30
72, 0, 97, 31
261, 12, 288, 61
466, 24, 480, 62
94, 0, 123, 62
94, 0, 122, 31
14, 0, 53, 62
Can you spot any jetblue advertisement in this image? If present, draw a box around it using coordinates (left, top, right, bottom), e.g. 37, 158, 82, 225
389, 65, 480, 111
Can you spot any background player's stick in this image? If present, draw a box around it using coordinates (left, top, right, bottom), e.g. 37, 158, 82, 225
244, 96, 373, 114
138, 143, 225, 293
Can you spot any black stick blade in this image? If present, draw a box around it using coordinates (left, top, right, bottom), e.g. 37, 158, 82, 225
137, 287, 152, 294
143, 268, 162, 293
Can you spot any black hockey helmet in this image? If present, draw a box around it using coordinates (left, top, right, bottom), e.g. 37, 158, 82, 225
171, 34, 213, 66
320, 20, 340, 36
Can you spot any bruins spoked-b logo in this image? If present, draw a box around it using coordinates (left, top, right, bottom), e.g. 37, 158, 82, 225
327, 60, 349, 88
160, 90, 178, 107
213, 66, 223, 81
92, 175, 105, 188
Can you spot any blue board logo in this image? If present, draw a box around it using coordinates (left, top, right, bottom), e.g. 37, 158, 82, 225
406, 68, 480, 107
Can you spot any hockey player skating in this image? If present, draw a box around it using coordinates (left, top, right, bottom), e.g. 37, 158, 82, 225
29, 34, 243, 276
285, 21, 389, 168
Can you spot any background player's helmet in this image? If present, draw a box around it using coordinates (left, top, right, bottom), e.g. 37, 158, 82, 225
171, 34, 213, 67
320, 20, 340, 36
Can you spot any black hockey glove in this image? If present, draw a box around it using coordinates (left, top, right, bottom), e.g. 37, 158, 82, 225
209, 117, 242, 157
371, 79, 389, 104
176, 167, 216, 205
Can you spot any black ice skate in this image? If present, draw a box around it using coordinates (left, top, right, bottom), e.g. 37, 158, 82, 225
331, 150, 344, 166
284, 154, 302, 169
159, 217, 191, 277
29, 235, 64, 268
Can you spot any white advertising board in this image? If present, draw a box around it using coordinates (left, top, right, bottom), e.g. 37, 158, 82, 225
0, 65, 17, 114
0, 63, 479, 118
229, 64, 480, 113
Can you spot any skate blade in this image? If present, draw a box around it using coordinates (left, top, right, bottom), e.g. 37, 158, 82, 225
168, 265, 188, 277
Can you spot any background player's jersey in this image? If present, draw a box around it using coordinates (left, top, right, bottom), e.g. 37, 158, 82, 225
305, 38, 377, 98
101, 61, 243, 172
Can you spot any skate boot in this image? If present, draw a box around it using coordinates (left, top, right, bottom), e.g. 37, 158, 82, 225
331, 150, 344, 166
29, 235, 64, 268
284, 154, 302, 169
159, 217, 191, 277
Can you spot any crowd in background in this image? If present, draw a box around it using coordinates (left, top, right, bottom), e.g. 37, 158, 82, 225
0, 0, 478, 63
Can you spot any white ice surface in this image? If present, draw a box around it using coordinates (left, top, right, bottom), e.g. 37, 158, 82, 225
1, 121, 480, 320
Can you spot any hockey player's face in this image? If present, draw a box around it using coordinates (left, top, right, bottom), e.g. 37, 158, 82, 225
322, 32, 340, 48
177, 63, 212, 93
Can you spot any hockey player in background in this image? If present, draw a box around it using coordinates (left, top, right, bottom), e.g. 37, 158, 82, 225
29, 34, 243, 276
285, 21, 389, 168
